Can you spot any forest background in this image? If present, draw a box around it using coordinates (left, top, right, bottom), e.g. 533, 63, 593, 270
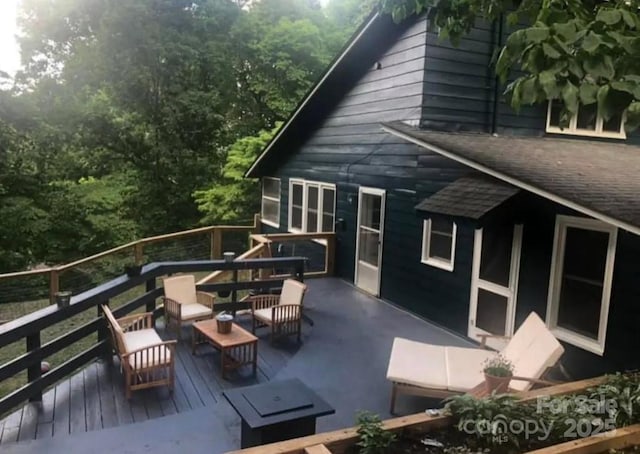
0, 0, 372, 274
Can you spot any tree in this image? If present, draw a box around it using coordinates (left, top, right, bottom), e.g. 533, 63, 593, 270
379, 0, 640, 130
193, 124, 281, 224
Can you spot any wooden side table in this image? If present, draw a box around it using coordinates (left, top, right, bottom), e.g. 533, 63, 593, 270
192, 320, 258, 379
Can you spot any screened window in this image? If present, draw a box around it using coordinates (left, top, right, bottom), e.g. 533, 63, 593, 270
546, 100, 625, 139
546, 216, 617, 355
261, 177, 280, 227
421, 218, 457, 271
288, 179, 335, 233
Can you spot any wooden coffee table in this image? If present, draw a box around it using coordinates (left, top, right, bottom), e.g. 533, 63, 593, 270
192, 320, 258, 379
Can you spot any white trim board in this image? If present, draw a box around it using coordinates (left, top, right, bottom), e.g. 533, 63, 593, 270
245, 13, 380, 177
381, 124, 640, 237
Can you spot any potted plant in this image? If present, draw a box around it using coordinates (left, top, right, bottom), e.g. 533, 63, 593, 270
482, 354, 514, 394
124, 262, 143, 277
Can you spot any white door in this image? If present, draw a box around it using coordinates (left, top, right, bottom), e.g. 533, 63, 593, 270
354, 187, 386, 296
468, 224, 523, 350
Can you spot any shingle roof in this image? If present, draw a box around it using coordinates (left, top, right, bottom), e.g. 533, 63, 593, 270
415, 176, 519, 219
383, 121, 640, 234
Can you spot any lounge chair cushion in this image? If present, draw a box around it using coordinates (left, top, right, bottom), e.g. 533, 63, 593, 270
163, 275, 198, 305
445, 346, 496, 392
123, 329, 171, 368
501, 312, 564, 391
386, 338, 448, 390
179, 303, 213, 321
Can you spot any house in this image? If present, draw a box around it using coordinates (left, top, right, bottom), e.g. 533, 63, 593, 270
245, 11, 640, 378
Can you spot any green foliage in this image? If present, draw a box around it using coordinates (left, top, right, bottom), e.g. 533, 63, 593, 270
443, 373, 640, 452
355, 411, 397, 454
194, 124, 281, 224
482, 354, 514, 377
0, 0, 365, 272
379, 0, 640, 130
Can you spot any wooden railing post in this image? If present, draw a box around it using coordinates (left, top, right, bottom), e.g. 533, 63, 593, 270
97, 302, 110, 357
146, 278, 157, 315
134, 242, 144, 265
26, 332, 42, 402
49, 269, 60, 305
212, 228, 222, 259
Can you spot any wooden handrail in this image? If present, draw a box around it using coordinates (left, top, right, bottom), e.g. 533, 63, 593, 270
0, 219, 259, 279
0, 257, 306, 416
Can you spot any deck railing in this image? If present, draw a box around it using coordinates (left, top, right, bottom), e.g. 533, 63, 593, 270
0, 214, 261, 310
0, 257, 306, 416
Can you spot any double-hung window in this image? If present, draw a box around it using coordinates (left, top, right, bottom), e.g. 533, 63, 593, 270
421, 218, 457, 271
261, 177, 281, 228
288, 179, 335, 233
546, 215, 617, 355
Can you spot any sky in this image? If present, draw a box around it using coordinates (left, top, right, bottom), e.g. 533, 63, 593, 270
0, 0, 20, 76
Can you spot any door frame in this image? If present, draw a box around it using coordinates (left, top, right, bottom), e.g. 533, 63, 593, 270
468, 224, 523, 348
354, 186, 386, 296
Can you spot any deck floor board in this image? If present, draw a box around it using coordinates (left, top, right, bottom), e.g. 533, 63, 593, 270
0, 278, 476, 452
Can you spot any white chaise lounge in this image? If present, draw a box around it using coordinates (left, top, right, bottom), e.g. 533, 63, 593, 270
386, 312, 564, 413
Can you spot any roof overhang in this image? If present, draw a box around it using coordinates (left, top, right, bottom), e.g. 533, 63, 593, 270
382, 121, 640, 237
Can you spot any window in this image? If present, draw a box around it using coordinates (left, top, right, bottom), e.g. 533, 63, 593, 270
421, 218, 457, 271
546, 215, 618, 355
546, 100, 625, 139
288, 179, 335, 233
261, 177, 281, 227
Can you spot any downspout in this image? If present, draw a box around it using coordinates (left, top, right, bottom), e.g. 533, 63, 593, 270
490, 14, 504, 134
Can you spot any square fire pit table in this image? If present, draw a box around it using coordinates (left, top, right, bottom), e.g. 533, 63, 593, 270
223, 378, 335, 448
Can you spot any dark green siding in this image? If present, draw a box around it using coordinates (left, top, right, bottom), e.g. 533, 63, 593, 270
261, 15, 476, 330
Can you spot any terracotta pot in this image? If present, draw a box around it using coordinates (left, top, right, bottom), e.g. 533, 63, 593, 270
484, 372, 512, 394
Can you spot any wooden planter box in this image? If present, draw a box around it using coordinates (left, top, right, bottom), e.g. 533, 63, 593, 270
226, 377, 608, 454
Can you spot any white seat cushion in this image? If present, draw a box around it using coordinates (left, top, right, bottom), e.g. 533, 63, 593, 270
122, 329, 170, 369
179, 303, 212, 321
502, 312, 564, 391
253, 307, 299, 324
445, 347, 496, 392
386, 338, 448, 390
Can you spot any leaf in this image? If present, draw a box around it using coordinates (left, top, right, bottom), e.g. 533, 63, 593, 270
562, 82, 579, 115
611, 80, 635, 94
597, 85, 613, 121
582, 32, 601, 54
583, 56, 615, 81
539, 71, 559, 98
579, 82, 598, 104
567, 60, 584, 79
495, 47, 511, 84
624, 102, 640, 131
525, 27, 550, 44
520, 77, 538, 105
553, 22, 577, 43
596, 9, 622, 26
542, 43, 561, 59
620, 10, 637, 29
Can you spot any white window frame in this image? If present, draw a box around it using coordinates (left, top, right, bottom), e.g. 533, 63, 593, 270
287, 178, 336, 235
546, 101, 626, 139
545, 215, 618, 356
421, 219, 457, 272
261, 177, 281, 228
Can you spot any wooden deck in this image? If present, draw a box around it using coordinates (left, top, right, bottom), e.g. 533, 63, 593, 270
0, 278, 475, 453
